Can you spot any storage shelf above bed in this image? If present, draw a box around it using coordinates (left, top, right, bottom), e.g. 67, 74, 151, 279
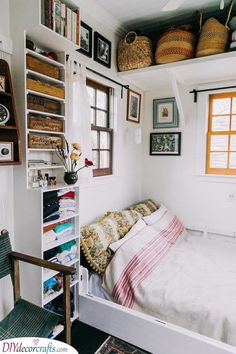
119, 51, 236, 91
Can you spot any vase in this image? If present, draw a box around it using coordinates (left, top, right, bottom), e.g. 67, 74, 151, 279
64, 172, 78, 185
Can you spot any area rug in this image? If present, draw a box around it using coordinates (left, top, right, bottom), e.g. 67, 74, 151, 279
95, 336, 148, 354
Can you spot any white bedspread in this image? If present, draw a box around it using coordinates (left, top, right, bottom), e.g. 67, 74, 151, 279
103, 212, 236, 346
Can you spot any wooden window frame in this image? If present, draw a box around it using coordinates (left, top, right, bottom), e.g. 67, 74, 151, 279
206, 92, 236, 175
87, 79, 113, 177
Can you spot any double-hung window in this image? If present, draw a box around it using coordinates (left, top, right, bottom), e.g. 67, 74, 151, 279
86, 79, 113, 177
206, 92, 236, 175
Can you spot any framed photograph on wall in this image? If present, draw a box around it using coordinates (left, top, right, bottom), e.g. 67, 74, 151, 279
127, 89, 141, 124
153, 97, 179, 128
94, 32, 111, 68
78, 21, 92, 58
150, 132, 181, 156
0, 141, 14, 161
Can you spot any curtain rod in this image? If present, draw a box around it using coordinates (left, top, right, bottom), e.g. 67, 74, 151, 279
66, 54, 129, 98
190, 85, 236, 103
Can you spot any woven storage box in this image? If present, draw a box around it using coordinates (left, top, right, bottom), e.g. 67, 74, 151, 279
196, 18, 229, 57
26, 55, 60, 80
27, 94, 61, 114
28, 133, 63, 149
28, 116, 64, 133
118, 31, 153, 71
27, 78, 65, 99
155, 28, 196, 64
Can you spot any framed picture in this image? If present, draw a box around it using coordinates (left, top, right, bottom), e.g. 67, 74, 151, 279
153, 97, 179, 129
78, 21, 92, 58
127, 89, 141, 124
150, 132, 181, 156
0, 75, 6, 92
94, 32, 111, 68
0, 142, 14, 162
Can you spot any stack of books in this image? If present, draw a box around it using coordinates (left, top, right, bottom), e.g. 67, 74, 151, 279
41, 0, 80, 45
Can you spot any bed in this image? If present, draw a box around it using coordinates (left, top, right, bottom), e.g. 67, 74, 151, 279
79, 201, 236, 354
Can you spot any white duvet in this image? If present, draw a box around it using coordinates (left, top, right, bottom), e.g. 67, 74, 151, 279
103, 209, 236, 346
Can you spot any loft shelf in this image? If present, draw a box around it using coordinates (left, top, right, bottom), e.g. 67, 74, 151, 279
43, 279, 79, 305
0, 125, 17, 130
43, 258, 79, 281
26, 70, 65, 86
27, 89, 65, 102
27, 129, 65, 135
43, 212, 80, 227
27, 109, 65, 119
28, 165, 64, 170
0, 91, 11, 97
43, 233, 79, 252
119, 51, 236, 91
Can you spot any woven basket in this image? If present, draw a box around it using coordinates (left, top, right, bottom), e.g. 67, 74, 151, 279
117, 32, 153, 72
155, 28, 196, 64
196, 18, 229, 57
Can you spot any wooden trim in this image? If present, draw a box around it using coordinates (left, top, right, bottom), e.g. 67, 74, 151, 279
10, 251, 75, 275
12, 258, 20, 303
86, 78, 110, 94
63, 274, 71, 345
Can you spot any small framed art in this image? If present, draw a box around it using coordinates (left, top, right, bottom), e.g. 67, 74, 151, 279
127, 89, 141, 124
79, 21, 92, 58
0, 142, 14, 162
94, 32, 111, 68
0, 75, 6, 92
153, 97, 179, 129
150, 132, 181, 156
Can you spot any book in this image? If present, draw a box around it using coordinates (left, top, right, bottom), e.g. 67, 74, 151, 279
66, 7, 72, 41
61, 3, 66, 37
76, 9, 80, 45
44, 0, 50, 28
41, 0, 45, 25
54, 0, 61, 34
48, 0, 53, 29
71, 11, 76, 43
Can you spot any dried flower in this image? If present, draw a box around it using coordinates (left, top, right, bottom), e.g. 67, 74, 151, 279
72, 143, 81, 151
70, 152, 80, 161
85, 158, 94, 166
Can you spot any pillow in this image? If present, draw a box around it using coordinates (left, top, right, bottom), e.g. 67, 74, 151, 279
142, 204, 167, 225
80, 209, 141, 274
129, 199, 158, 216
101, 209, 142, 238
109, 219, 146, 253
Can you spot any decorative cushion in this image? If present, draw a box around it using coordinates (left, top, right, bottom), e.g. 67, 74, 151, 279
80, 209, 141, 274
129, 199, 158, 216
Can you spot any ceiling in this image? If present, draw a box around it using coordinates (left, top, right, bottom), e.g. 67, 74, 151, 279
96, 0, 232, 33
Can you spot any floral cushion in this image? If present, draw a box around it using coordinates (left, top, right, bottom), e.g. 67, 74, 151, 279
80, 209, 141, 274
129, 199, 158, 216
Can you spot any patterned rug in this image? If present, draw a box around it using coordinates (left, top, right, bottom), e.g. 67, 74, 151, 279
95, 336, 148, 354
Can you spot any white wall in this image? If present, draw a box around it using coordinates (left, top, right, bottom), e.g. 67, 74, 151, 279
142, 85, 236, 233
0, 0, 14, 319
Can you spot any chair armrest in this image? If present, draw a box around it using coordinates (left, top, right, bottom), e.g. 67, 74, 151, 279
10, 251, 75, 275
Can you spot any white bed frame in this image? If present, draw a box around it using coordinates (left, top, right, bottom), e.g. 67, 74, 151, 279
78, 227, 236, 354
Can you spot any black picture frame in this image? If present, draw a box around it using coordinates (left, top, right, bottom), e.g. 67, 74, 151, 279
94, 32, 111, 68
78, 21, 92, 58
150, 132, 181, 156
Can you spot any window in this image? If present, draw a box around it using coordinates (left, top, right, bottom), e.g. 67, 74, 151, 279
86, 79, 113, 177
206, 92, 236, 175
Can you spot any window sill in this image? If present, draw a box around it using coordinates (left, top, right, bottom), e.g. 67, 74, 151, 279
79, 174, 120, 189
195, 173, 236, 184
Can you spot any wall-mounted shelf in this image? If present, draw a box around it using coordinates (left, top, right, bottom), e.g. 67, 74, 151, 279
119, 51, 236, 91
0, 59, 21, 165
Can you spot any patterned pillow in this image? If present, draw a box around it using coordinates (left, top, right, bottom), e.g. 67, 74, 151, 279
129, 199, 158, 216
80, 209, 141, 274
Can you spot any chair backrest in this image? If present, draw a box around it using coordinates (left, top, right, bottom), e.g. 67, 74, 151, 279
0, 230, 12, 279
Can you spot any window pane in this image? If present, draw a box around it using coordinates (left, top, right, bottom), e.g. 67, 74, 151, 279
211, 116, 230, 131
210, 152, 228, 168
97, 111, 107, 127
97, 90, 107, 110
91, 108, 95, 124
87, 86, 95, 106
100, 151, 110, 168
100, 132, 110, 149
232, 116, 236, 131
92, 151, 99, 168
212, 98, 231, 115
230, 135, 236, 151
210, 135, 228, 151
231, 98, 236, 114
92, 131, 98, 149
229, 153, 236, 168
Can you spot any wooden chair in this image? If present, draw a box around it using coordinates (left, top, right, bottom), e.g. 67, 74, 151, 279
0, 229, 75, 344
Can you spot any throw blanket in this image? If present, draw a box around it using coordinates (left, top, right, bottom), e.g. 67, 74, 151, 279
103, 210, 236, 346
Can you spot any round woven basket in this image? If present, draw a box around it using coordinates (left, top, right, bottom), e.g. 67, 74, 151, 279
155, 28, 196, 64
117, 32, 153, 72
196, 18, 229, 57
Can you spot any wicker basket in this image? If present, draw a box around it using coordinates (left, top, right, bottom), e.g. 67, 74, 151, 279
196, 18, 229, 58
117, 32, 153, 72
155, 28, 196, 64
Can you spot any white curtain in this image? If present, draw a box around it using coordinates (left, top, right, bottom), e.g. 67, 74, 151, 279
66, 59, 92, 183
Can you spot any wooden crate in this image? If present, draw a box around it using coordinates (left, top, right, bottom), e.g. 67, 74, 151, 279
27, 78, 65, 99
28, 116, 64, 133
26, 55, 60, 80
27, 94, 61, 114
28, 133, 63, 149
